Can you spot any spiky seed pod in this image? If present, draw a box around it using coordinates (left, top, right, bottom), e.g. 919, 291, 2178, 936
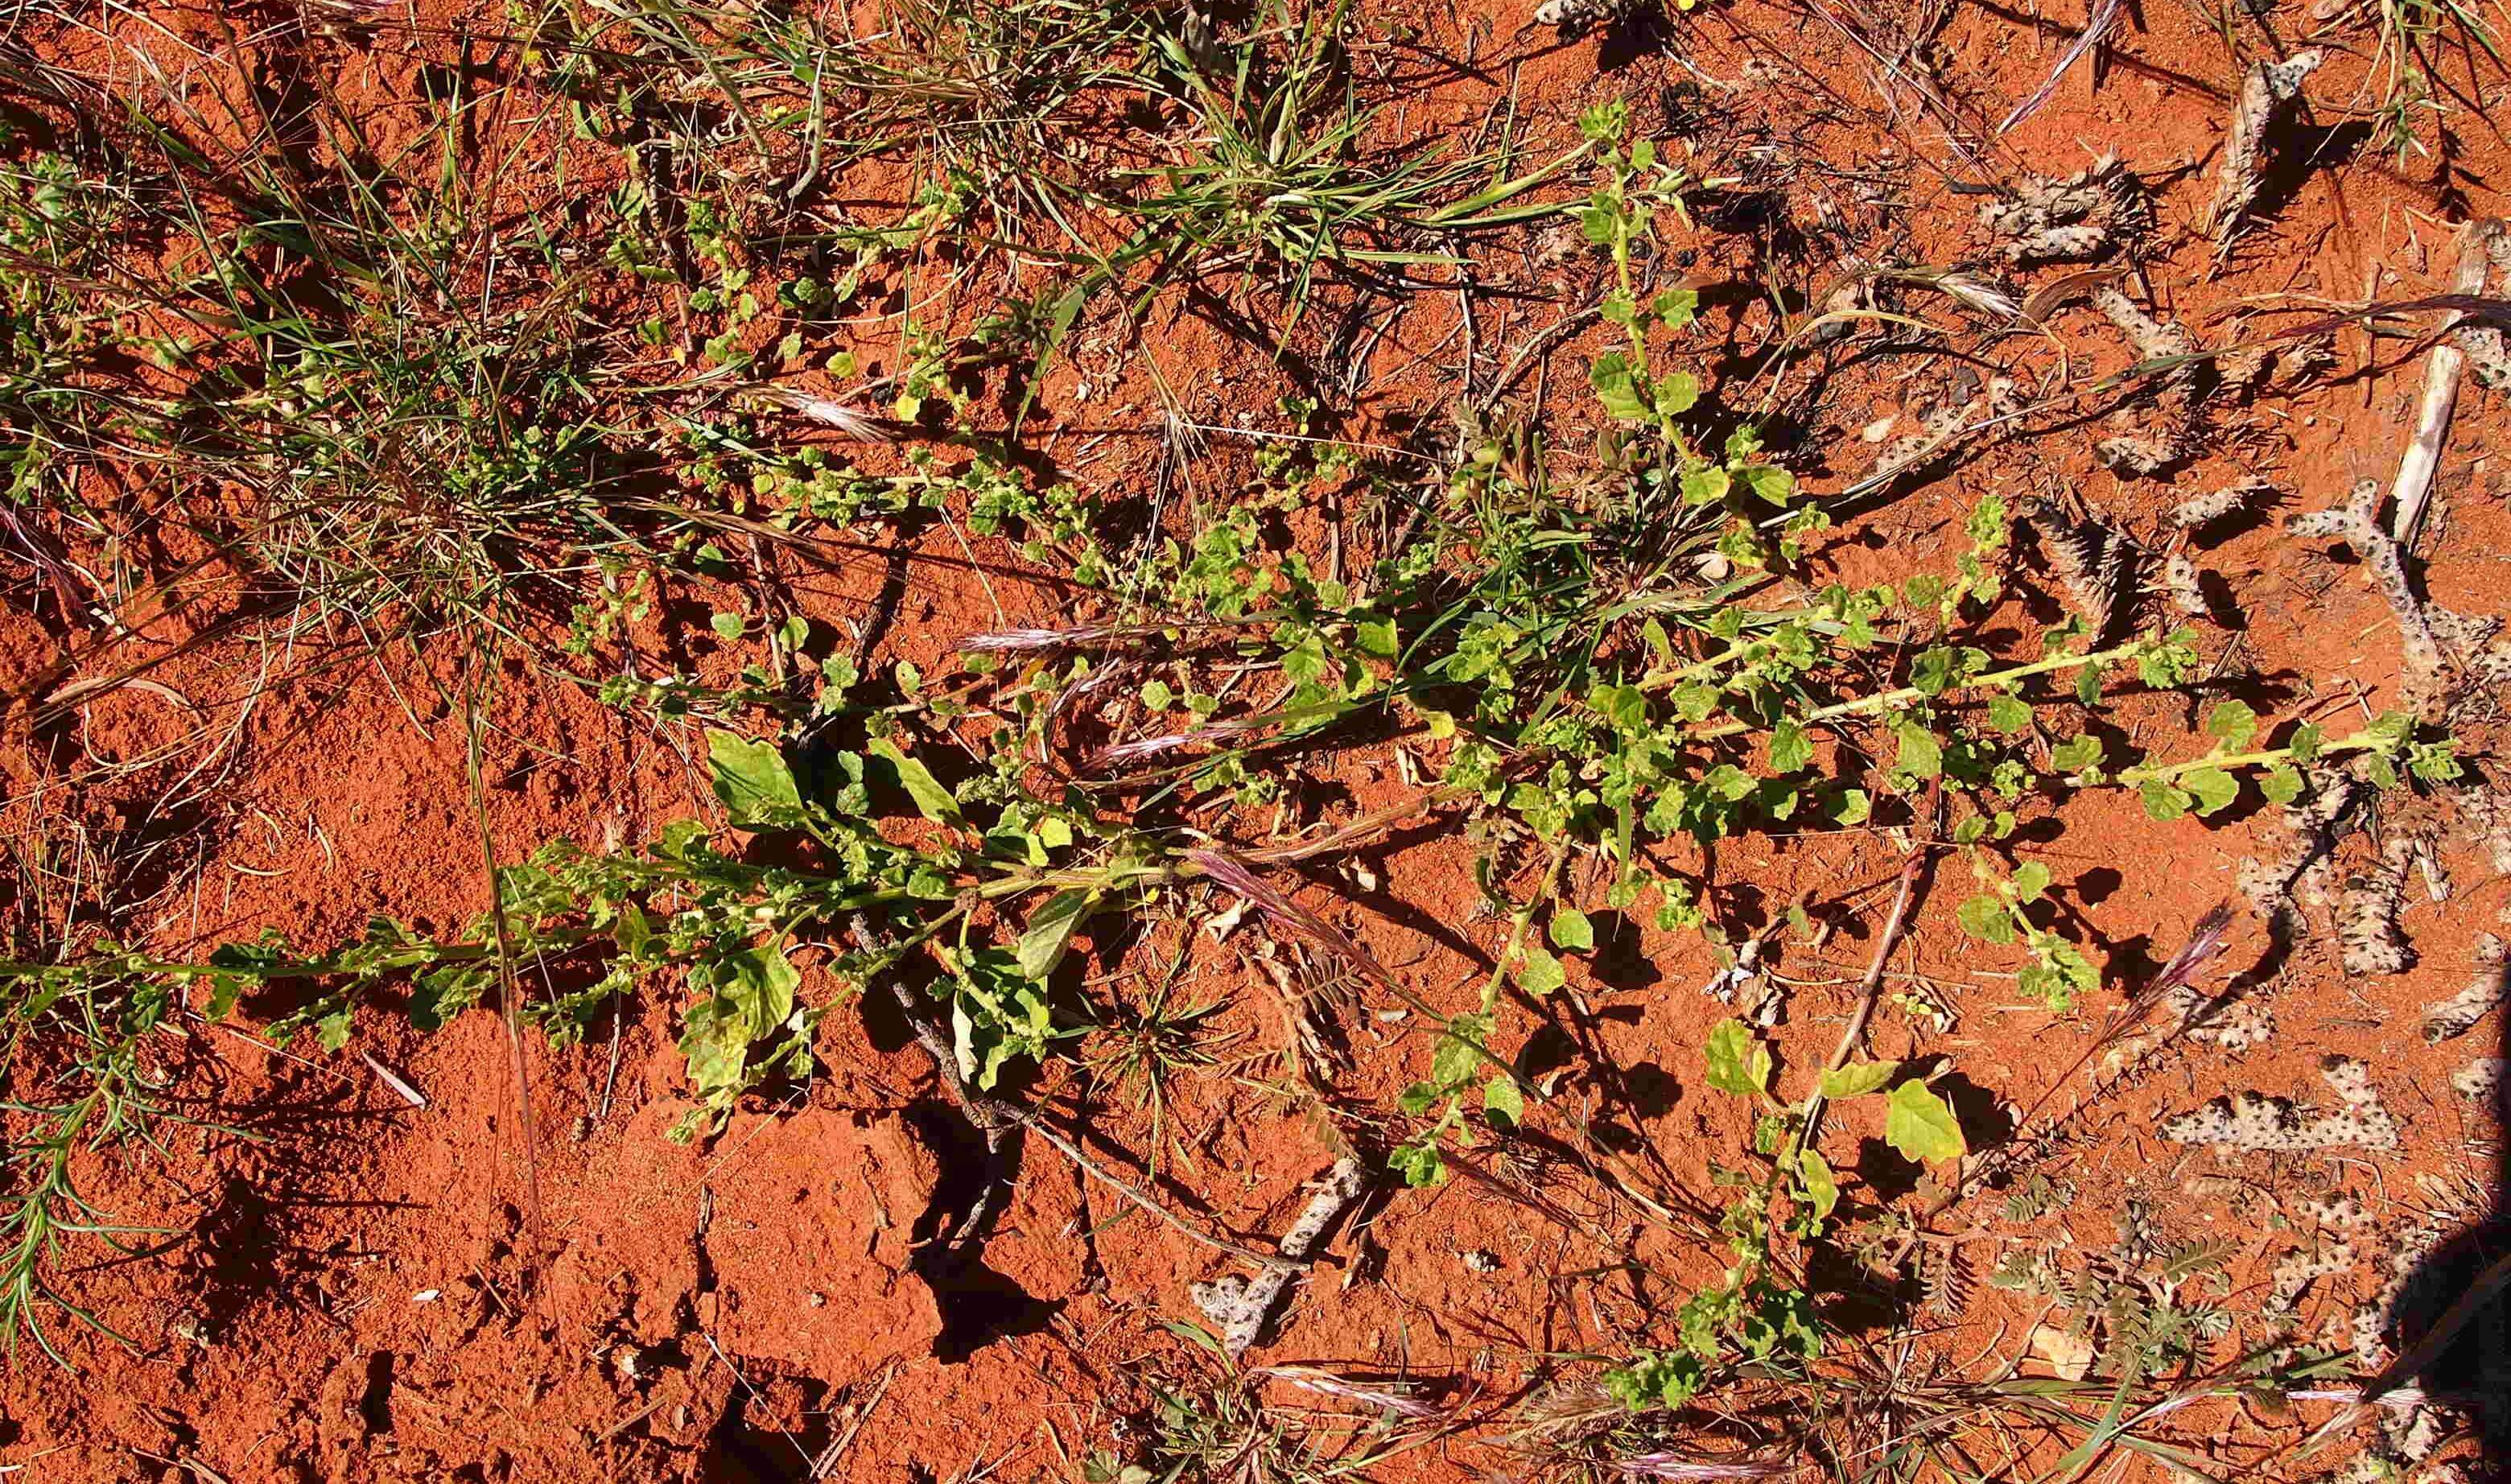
2336, 835, 2417, 977
2421, 934, 2508, 1043
2167, 476, 2279, 530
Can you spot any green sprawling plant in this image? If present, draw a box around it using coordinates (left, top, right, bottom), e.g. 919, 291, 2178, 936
0, 77, 2466, 1379
0, 958, 184, 1364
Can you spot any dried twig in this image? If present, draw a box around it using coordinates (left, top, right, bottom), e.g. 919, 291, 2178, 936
1996, 0, 2121, 134
1189, 1158, 1366, 1354
2389, 221, 2500, 542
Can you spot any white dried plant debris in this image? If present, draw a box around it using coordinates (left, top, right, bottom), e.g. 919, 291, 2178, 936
2329, 1408, 2450, 1484
2420, 933, 2507, 1043
2092, 286, 2201, 476
2263, 1235, 2356, 1328
2159, 981, 2277, 1051
2095, 427, 2187, 476
2161, 1055, 2398, 1152
2286, 479, 2452, 721
2167, 476, 2281, 530
1979, 159, 2150, 263
2217, 339, 2279, 398
2452, 1056, 2505, 1103
2355, 1217, 2451, 1368
2334, 1217, 2458, 1484
739, 384, 898, 440
1868, 375, 2018, 485
2429, 605, 2511, 686
2205, 49, 2323, 255
2159, 551, 2213, 620
2336, 835, 2418, 977
2300, 1192, 2370, 1230
1190, 1158, 1364, 1355
2412, 837, 2449, 902
2096, 286, 2197, 370
2453, 220, 2511, 392
2239, 761, 2365, 939
2447, 783, 2511, 875
1533, 0, 1640, 34
2031, 503, 2141, 638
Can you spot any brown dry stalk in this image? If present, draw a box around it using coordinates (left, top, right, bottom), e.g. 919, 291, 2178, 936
464, 666, 549, 1288
1799, 778, 1940, 1153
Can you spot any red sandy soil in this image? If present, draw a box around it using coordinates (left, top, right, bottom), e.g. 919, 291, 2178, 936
4, 0, 2509, 1478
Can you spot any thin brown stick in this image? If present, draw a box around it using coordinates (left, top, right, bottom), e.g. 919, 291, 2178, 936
1021, 1115, 1299, 1274
810, 1358, 900, 1478
464, 663, 546, 1288
1800, 780, 1940, 1149
1243, 786, 1471, 864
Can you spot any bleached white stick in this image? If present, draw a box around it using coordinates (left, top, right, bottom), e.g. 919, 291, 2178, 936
2390, 221, 2497, 542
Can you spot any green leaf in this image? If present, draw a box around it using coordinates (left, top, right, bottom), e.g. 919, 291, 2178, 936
727, 944, 801, 1036
1884, 1082, 1967, 1163
2019, 933, 2101, 1009
2259, 763, 2303, 806
1389, 1141, 1446, 1187
1431, 1021, 1486, 1087
1515, 944, 1567, 995
2183, 765, 2241, 817
1016, 888, 1095, 981
868, 737, 963, 825
709, 609, 745, 641
1798, 1148, 1839, 1219
1654, 371, 1701, 417
1829, 789, 1871, 826
1482, 1076, 1525, 1126
1768, 719, 1812, 773
1957, 893, 2016, 945
707, 730, 802, 826
1355, 617, 1398, 658
1705, 764, 1755, 802
2205, 700, 2259, 751
2139, 779, 2192, 822
1681, 464, 1731, 505
1819, 1060, 1901, 1099
1704, 1018, 1771, 1096
1894, 720, 1943, 779
1589, 682, 1649, 731
1548, 909, 1595, 952
2011, 861, 2051, 905
1985, 694, 2034, 732
1590, 352, 1651, 422
2049, 734, 2104, 772
1737, 464, 1795, 506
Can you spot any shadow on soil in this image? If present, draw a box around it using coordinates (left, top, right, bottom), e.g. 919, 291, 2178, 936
2385, 1003, 2511, 1470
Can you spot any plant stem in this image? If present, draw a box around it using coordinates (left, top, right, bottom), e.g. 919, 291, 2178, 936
1686, 640, 2148, 744
2114, 732, 2380, 784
